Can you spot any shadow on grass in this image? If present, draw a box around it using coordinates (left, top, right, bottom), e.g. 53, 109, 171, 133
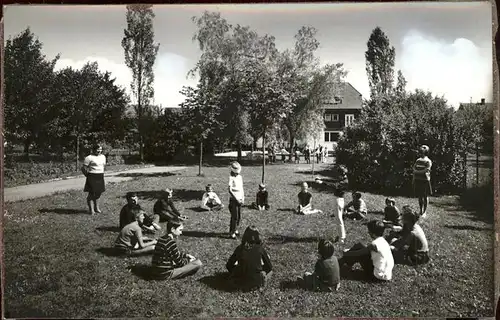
277, 208, 294, 212
187, 206, 208, 213
457, 183, 494, 224
444, 224, 493, 232
95, 247, 154, 258
128, 264, 158, 281
280, 279, 301, 290
39, 208, 89, 215
96, 226, 120, 233
182, 230, 229, 239
267, 235, 320, 244
114, 172, 178, 178
134, 189, 203, 202
199, 272, 236, 292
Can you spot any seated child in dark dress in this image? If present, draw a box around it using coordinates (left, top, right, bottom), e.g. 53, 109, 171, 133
382, 197, 403, 243
120, 192, 160, 232
297, 238, 340, 292
390, 205, 430, 266
153, 188, 188, 223
251, 183, 270, 210
226, 226, 273, 291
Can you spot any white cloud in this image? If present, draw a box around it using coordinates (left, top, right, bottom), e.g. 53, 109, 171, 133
54, 52, 198, 108
400, 30, 492, 107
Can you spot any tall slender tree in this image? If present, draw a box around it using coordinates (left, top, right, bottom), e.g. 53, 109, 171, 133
122, 4, 160, 162
365, 27, 396, 100
395, 69, 407, 97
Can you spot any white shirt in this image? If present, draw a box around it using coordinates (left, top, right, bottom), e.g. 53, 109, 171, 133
201, 191, 222, 206
228, 175, 244, 202
370, 237, 394, 281
334, 197, 346, 240
83, 154, 106, 174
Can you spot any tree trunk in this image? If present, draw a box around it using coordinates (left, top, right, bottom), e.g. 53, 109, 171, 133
476, 145, 480, 186
462, 150, 468, 190
312, 139, 316, 177
237, 142, 242, 162
198, 140, 203, 176
24, 138, 31, 160
262, 131, 266, 184
289, 136, 295, 161
76, 134, 80, 171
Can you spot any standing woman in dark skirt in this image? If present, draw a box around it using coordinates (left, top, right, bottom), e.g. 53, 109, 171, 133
82, 144, 106, 215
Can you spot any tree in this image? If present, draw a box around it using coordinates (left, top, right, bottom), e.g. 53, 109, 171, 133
395, 70, 407, 97
180, 84, 222, 176
122, 4, 160, 162
365, 27, 396, 100
283, 27, 347, 160
52, 62, 129, 170
4, 28, 60, 157
190, 11, 277, 162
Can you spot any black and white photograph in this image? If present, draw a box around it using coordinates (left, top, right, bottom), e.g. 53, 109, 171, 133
2, 2, 496, 318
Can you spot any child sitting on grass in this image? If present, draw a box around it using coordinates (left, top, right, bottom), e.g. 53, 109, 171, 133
383, 197, 402, 227
153, 188, 188, 223
390, 205, 430, 266
226, 226, 273, 291
251, 183, 270, 211
295, 182, 323, 215
120, 192, 161, 233
115, 208, 157, 256
344, 192, 368, 220
200, 184, 224, 211
338, 220, 394, 282
297, 238, 340, 292
151, 218, 203, 280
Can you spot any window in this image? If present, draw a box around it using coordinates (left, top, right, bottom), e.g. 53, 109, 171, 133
324, 113, 332, 122
332, 114, 339, 122
324, 131, 341, 142
345, 114, 355, 127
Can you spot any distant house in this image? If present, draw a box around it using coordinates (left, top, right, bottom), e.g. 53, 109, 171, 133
458, 98, 492, 109
320, 82, 363, 149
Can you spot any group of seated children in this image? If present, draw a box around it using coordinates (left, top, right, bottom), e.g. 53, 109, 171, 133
297, 203, 429, 292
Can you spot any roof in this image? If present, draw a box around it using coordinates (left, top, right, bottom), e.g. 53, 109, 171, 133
322, 82, 363, 110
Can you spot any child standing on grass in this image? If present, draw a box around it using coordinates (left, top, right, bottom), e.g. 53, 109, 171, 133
390, 205, 430, 265
297, 238, 340, 292
153, 188, 188, 223
151, 219, 203, 280
338, 220, 394, 282
200, 184, 224, 211
226, 226, 273, 291
228, 161, 244, 239
413, 144, 433, 218
120, 192, 161, 232
115, 208, 157, 256
344, 192, 368, 220
295, 182, 323, 215
251, 183, 270, 211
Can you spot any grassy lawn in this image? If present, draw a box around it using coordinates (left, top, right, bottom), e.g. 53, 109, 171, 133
3, 162, 494, 318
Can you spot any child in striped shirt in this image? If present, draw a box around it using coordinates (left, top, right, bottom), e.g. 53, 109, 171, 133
151, 219, 203, 280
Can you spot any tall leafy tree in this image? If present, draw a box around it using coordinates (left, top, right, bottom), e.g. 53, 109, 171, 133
52, 62, 129, 169
365, 27, 396, 99
4, 28, 60, 157
122, 4, 160, 162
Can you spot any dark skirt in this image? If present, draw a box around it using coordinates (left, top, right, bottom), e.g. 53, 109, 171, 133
414, 179, 432, 197
84, 173, 105, 195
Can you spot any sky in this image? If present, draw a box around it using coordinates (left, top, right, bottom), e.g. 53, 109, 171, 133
4, 2, 494, 109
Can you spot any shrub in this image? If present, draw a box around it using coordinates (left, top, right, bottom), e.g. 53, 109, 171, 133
336, 90, 466, 195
